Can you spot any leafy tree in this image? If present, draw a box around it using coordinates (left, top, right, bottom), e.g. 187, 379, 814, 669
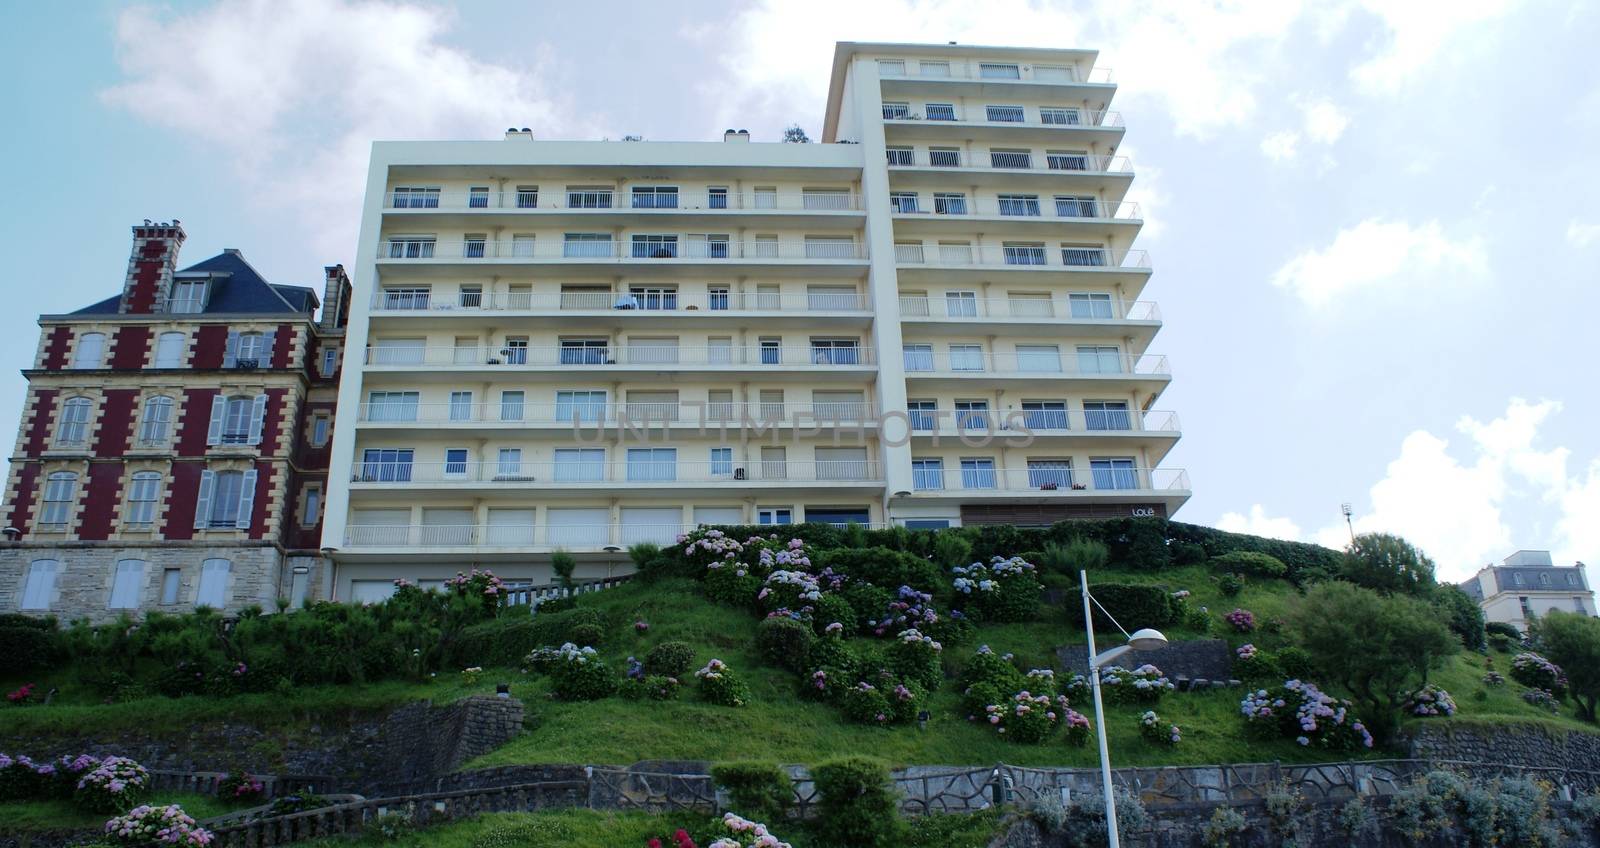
551, 549, 576, 589
782, 124, 811, 143
1537, 611, 1600, 722
1431, 584, 1486, 651
1291, 581, 1457, 740
1341, 533, 1437, 596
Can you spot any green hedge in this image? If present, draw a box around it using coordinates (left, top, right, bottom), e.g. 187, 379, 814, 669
1063, 583, 1181, 630
709, 761, 793, 823
1209, 551, 1288, 578
815, 547, 943, 592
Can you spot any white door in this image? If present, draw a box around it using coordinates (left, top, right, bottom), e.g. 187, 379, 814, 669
621, 507, 683, 546
547, 507, 610, 548
487, 508, 535, 546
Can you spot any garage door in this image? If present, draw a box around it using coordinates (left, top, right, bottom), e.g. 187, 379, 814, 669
621, 507, 683, 546
547, 507, 610, 548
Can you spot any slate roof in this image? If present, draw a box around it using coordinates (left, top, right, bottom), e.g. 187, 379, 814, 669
69, 250, 318, 317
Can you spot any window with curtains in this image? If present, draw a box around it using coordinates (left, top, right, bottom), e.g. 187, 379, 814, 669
495, 448, 523, 479
302, 485, 322, 527
890, 192, 920, 213
57, 397, 92, 446
220, 396, 253, 443
945, 291, 977, 317
1048, 151, 1090, 171
1056, 195, 1099, 218
925, 103, 956, 121
367, 391, 419, 422
203, 471, 249, 527
124, 471, 161, 528
902, 344, 934, 372
1016, 344, 1062, 373
448, 391, 473, 421
169, 281, 207, 313
631, 186, 679, 209
38, 472, 76, 529
1063, 245, 1108, 266
1002, 242, 1047, 265
632, 234, 679, 258
360, 449, 413, 482
499, 391, 526, 421
998, 194, 1041, 216
1090, 458, 1140, 490
933, 193, 967, 215
138, 396, 173, 445
955, 400, 990, 430
710, 447, 734, 477
1027, 459, 1073, 489
72, 333, 106, 369
949, 344, 985, 372
907, 400, 937, 431
556, 390, 607, 422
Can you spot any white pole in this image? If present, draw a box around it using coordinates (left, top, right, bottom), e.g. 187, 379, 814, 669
1082, 569, 1120, 848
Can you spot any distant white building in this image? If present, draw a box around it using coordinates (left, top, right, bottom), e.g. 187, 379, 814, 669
1459, 550, 1595, 632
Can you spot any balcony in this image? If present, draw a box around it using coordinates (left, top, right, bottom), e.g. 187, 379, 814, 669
368, 290, 872, 327
355, 401, 881, 430
883, 110, 1123, 144
897, 296, 1158, 338
375, 238, 869, 280
885, 152, 1132, 192
893, 245, 1151, 282
342, 521, 895, 554
900, 350, 1170, 389
890, 198, 1141, 237
877, 64, 1114, 84
364, 344, 874, 370
383, 190, 865, 221
347, 459, 885, 488
905, 465, 1189, 506
907, 408, 1179, 437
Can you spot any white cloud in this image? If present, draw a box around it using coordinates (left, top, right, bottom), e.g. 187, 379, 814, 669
1217, 505, 1304, 542
1299, 98, 1349, 143
1346, 0, 1519, 95
101, 0, 586, 261
1567, 220, 1600, 248
1270, 218, 1488, 306
1260, 131, 1300, 161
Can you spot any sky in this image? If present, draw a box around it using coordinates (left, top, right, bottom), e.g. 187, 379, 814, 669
1, 0, 1597, 584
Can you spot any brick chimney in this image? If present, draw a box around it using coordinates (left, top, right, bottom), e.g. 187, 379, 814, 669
321, 264, 352, 331
119, 219, 186, 314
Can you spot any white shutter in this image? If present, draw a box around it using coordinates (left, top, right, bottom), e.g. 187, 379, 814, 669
620, 507, 682, 546
547, 507, 609, 548
694, 507, 744, 527
196, 559, 231, 608
349, 580, 397, 604
207, 396, 226, 445
193, 470, 216, 528
421, 508, 474, 546
260, 330, 277, 366
109, 560, 144, 609
487, 508, 535, 546
20, 560, 58, 610
350, 508, 410, 546
223, 331, 240, 367
248, 394, 268, 445
235, 469, 258, 530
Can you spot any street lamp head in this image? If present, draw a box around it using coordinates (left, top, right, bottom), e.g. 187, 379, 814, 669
1128, 628, 1168, 652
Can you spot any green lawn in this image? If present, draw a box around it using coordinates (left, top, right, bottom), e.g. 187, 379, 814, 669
0, 791, 237, 833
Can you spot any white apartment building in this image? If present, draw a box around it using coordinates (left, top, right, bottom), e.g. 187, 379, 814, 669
322, 42, 1188, 599
1460, 550, 1596, 632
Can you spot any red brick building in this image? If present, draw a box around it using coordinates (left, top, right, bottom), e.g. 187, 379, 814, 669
0, 220, 350, 619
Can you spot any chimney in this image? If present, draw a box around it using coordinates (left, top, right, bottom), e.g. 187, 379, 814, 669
724, 129, 750, 143
321, 264, 352, 331
120, 219, 186, 314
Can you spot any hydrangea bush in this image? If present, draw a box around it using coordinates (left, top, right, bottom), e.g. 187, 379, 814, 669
1510, 652, 1568, 698
696, 659, 750, 707
1061, 708, 1092, 747
707, 812, 792, 848
547, 643, 616, 701
219, 771, 265, 803
950, 556, 1043, 622
980, 691, 1073, 744
1403, 684, 1457, 718
1225, 608, 1256, 633
1138, 711, 1181, 746
885, 628, 943, 691
1522, 688, 1561, 714
103, 804, 214, 846
76, 756, 150, 813
0, 753, 48, 801
1240, 680, 1374, 750
1098, 665, 1175, 705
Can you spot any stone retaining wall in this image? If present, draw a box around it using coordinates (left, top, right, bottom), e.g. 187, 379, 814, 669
1406, 721, 1600, 773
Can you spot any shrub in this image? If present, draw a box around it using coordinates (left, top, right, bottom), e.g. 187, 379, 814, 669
1432, 584, 1486, 651
811, 594, 855, 634
619, 675, 680, 701
1202, 806, 1247, 847
838, 681, 894, 725
1217, 573, 1244, 597
1275, 646, 1315, 680
932, 532, 973, 571
1029, 786, 1147, 846
1240, 680, 1374, 750
76, 756, 150, 813
1232, 644, 1278, 682
550, 550, 577, 589
1039, 538, 1108, 574
696, 659, 750, 707
981, 691, 1073, 744
0, 753, 48, 801
1061, 709, 1091, 747
645, 640, 695, 677
548, 643, 616, 701
885, 629, 943, 691
102, 804, 214, 846
1210, 551, 1287, 578
839, 582, 893, 632
1523, 688, 1561, 713
1483, 670, 1506, 687
707, 811, 794, 848
568, 622, 606, 647
758, 570, 822, 616
1170, 541, 1207, 565
710, 762, 792, 824
1534, 610, 1600, 721
1489, 632, 1517, 653
1224, 608, 1255, 632
1341, 532, 1436, 596
1485, 621, 1522, 640
703, 565, 762, 609
1138, 710, 1180, 746
0, 622, 60, 675
1099, 665, 1174, 705
1064, 583, 1179, 630
950, 556, 1043, 622
957, 646, 1028, 706
1510, 652, 1568, 697
219, 771, 265, 803
1402, 684, 1457, 717
755, 617, 815, 673
816, 548, 942, 593
810, 757, 906, 848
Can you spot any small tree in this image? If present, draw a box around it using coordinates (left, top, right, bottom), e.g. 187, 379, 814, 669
551, 549, 576, 589
933, 531, 973, 571
1539, 610, 1600, 722
1431, 584, 1487, 651
1341, 532, 1437, 596
782, 124, 811, 143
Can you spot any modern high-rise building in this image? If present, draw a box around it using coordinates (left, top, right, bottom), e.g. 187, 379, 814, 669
323, 42, 1187, 600
0, 221, 351, 620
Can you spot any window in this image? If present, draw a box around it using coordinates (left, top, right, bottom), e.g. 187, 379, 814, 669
999, 194, 1041, 216
1090, 458, 1139, 490
556, 390, 607, 422
161, 568, 182, 605
1016, 344, 1062, 372
760, 337, 782, 365
1069, 293, 1115, 318
209, 395, 264, 445
758, 389, 785, 422
882, 101, 911, 119
628, 337, 680, 365
58, 397, 92, 446
559, 338, 609, 365
359, 448, 413, 482
955, 400, 990, 430
754, 187, 777, 209
886, 146, 915, 166
194, 558, 231, 608
1021, 401, 1068, 430
816, 446, 868, 479
895, 241, 925, 263
990, 149, 1032, 169
502, 336, 529, 365
1063, 245, 1108, 266
933, 193, 967, 215
908, 400, 937, 431
1084, 401, 1131, 431
979, 63, 1020, 79
708, 286, 730, 311
949, 344, 985, 372
1076, 345, 1123, 374
125, 471, 161, 528
1520, 597, 1533, 620
555, 448, 605, 482
627, 447, 677, 482
708, 187, 728, 209
903, 344, 934, 372
707, 390, 735, 421
918, 60, 950, 77
195, 469, 257, 528
1003, 242, 1047, 265
444, 448, 468, 476
632, 234, 679, 258
457, 285, 484, 308
960, 458, 997, 489
367, 390, 419, 422
632, 186, 679, 209
630, 285, 679, 311
567, 187, 613, 208
169, 280, 207, 313
515, 185, 538, 208
929, 147, 961, 167
761, 446, 787, 479
140, 392, 174, 441
876, 59, 906, 76
1040, 107, 1082, 125
563, 233, 612, 257
154, 332, 185, 367
500, 390, 526, 421
925, 103, 956, 121
890, 192, 920, 213
302, 485, 322, 527
1035, 64, 1074, 81
758, 507, 793, 526
72, 333, 105, 369
109, 560, 145, 609
391, 186, 441, 208
710, 447, 734, 477
625, 390, 679, 422
938, 242, 974, 264
912, 458, 945, 490
945, 291, 977, 317
467, 186, 490, 208
510, 235, 535, 257
1569, 572, 1580, 586
1008, 293, 1053, 316
226, 331, 272, 368
447, 391, 473, 422
463, 234, 487, 258
381, 286, 431, 310
986, 105, 1025, 123
1027, 459, 1073, 489
320, 346, 339, 376
1047, 151, 1089, 171
1055, 195, 1099, 218
38, 472, 77, 529
496, 448, 523, 479
810, 338, 860, 365
20, 560, 58, 610
302, 412, 328, 448
386, 236, 436, 258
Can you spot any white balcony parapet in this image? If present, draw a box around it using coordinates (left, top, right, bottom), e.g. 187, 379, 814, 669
343, 522, 894, 550
893, 245, 1150, 271
891, 198, 1140, 220
883, 108, 1123, 129
900, 350, 1169, 377
378, 239, 867, 261
362, 344, 876, 368
877, 64, 1115, 84
385, 191, 864, 212
886, 152, 1131, 173
897, 296, 1159, 322
370, 290, 871, 313
357, 401, 881, 426
909, 466, 1189, 493
347, 459, 884, 485
906, 408, 1180, 434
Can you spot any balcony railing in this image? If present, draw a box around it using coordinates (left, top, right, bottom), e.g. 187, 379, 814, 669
386, 190, 864, 212
877, 64, 1114, 84
907, 408, 1180, 434
348, 459, 884, 485
891, 198, 1139, 220
356, 401, 880, 426
369, 290, 870, 313
898, 296, 1159, 322
900, 350, 1169, 376
363, 345, 876, 368
893, 244, 1150, 270
884, 109, 1123, 129
378, 239, 867, 261
887, 152, 1131, 173
344, 522, 893, 549
909, 466, 1188, 493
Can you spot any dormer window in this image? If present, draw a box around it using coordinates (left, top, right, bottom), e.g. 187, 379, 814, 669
169, 280, 208, 313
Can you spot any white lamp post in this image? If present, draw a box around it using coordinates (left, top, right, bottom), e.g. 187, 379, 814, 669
1080, 569, 1168, 848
